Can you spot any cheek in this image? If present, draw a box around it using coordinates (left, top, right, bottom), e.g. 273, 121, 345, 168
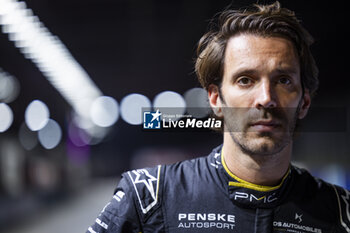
279, 92, 302, 108
222, 86, 255, 107
275, 84, 303, 106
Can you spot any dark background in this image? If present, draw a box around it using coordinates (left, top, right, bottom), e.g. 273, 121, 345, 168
0, 0, 349, 231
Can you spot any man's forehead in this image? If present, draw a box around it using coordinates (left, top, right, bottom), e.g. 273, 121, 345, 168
224, 34, 300, 72
225, 34, 297, 57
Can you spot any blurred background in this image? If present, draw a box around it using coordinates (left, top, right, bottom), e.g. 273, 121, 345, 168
0, 0, 349, 232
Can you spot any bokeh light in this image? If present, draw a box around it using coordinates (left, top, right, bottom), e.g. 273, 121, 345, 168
0, 103, 13, 133
18, 122, 38, 150
184, 87, 210, 118
90, 96, 119, 127
68, 121, 90, 147
153, 91, 186, 121
0, 0, 103, 123
120, 93, 151, 125
0, 68, 20, 103
38, 119, 62, 149
25, 100, 50, 131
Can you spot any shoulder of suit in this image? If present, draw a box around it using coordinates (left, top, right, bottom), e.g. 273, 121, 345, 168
121, 165, 163, 222
121, 147, 220, 220
164, 146, 221, 175
292, 165, 344, 196
121, 155, 208, 215
292, 165, 346, 192
332, 184, 350, 232
292, 165, 350, 231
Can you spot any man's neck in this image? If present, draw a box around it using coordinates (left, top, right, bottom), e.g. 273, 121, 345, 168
222, 132, 292, 186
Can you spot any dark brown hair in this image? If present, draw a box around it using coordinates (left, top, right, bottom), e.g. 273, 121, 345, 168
195, 1, 319, 96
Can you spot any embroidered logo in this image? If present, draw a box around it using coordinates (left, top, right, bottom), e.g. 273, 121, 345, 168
295, 213, 303, 223
128, 166, 161, 214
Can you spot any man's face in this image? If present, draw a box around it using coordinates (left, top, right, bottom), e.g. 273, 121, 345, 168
209, 34, 310, 156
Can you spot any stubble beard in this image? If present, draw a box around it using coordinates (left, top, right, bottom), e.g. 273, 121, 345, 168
223, 102, 302, 157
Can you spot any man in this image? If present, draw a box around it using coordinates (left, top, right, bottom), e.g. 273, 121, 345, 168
87, 2, 350, 232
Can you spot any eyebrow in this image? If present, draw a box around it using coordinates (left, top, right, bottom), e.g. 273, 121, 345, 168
274, 67, 299, 75
229, 67, 299, 79
229, 68, 258, 78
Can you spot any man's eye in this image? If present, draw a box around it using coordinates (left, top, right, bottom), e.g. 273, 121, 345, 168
279, 77, 291, 85
237, 77, 252, 86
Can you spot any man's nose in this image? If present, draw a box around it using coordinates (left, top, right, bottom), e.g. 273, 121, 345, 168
254, 80, 277, 109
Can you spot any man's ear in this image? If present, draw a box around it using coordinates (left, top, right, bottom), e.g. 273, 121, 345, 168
298, 89, 311, 119
208, 84, 223, 117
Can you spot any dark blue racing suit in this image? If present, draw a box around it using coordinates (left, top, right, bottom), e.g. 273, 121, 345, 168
87, 145, 350, 233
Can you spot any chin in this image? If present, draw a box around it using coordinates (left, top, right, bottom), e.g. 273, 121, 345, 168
241, 136, 290, 156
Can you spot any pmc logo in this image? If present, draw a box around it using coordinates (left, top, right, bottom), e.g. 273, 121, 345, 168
234, 192, 278, 203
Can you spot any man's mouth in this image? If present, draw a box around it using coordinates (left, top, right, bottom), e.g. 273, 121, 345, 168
249, 120, 282, 132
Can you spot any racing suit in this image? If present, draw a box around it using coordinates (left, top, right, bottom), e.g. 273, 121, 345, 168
87, 145, 350, 233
